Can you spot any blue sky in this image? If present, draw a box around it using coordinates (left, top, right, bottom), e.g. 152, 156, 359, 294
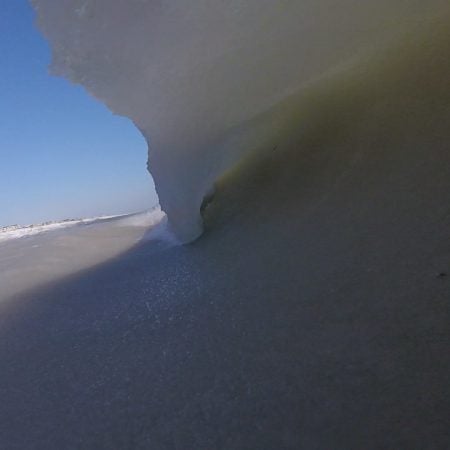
0, 1, 158, 227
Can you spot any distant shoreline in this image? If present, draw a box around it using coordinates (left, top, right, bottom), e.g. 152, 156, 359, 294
0, 207, 162, 243
0, 213, 131, 242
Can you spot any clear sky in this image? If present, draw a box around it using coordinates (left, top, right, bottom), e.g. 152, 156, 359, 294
0, 1, 159, 227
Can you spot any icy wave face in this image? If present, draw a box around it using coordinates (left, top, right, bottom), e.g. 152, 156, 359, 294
31, 0, 449, 241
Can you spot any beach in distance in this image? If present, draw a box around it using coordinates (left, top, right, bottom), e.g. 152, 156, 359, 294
0, 209, 167, 301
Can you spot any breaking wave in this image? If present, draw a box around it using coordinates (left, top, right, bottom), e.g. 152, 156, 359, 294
31, 1, 450, 241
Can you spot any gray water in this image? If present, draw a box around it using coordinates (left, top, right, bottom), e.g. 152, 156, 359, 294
0, 211, 165, 301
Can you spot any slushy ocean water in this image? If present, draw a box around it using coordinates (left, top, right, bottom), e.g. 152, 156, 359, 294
0, 2, 449, 448
1, 20, 449, 446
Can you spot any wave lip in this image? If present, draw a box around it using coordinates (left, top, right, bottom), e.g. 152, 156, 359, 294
31, 0, 450, 241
